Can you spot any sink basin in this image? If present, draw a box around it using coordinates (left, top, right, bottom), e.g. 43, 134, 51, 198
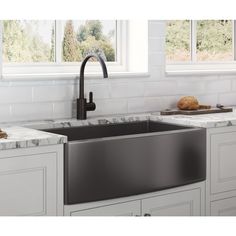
43, 120, 206, 205
43, 120, 191, 141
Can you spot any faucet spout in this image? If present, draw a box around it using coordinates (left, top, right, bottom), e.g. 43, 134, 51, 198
79, 53, 108, 99
77, 53, 108, 120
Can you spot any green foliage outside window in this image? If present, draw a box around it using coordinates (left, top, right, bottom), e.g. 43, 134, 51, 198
63, 20, 115, 62
3, 20, 116, 63
166, 20, 233, 62
196, 20, 232, 61
3, 20, 53, 62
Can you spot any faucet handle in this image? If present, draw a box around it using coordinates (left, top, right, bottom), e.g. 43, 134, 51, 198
86, 92, 96, 111
89, 92, 93, 103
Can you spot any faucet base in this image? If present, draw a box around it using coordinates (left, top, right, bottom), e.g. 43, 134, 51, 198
77, 98, 87, 120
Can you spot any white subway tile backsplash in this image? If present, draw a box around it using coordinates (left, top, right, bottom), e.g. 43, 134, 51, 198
33, 85, 74, 102
0, 105, 11, 122
53, 101, 73, 119
206, 80, 231, 93
11, 103, 53, 121
149, 66, 165, 80
149, 53, 165, 66
84, 83, 110, 99
219, 93, 236, 106
149, 37, 165, 53
128, 96, 178, 113
177, 80, 206, 95
149, 21, 165, 37
90, 99, 128, 117
196, 94, 218, 105
0, 87, 33, 104
109, 82, 144, 98
231, 79, 236, 91
144, 81, 177, 96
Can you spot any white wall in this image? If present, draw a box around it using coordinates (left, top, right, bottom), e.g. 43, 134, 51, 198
0, 20, 236, 122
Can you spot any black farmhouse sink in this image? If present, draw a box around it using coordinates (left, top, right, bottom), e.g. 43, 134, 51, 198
43, 120, 206, 205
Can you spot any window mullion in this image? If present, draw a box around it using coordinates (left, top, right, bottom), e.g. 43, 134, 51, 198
233, 20, 236, 61
191, 20, 197, 62
55, 20, 62, 63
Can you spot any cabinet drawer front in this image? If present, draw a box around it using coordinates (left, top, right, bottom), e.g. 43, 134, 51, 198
211, 197, 236, 216
142, 189, 201, 216
0, 153, 57, 216
211, 132, 236, 194
70, 201, 141, 216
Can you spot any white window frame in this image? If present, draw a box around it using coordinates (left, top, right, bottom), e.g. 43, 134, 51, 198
1, 20, 129, 78
166, 20, 236, 74
0, 21, 2, 79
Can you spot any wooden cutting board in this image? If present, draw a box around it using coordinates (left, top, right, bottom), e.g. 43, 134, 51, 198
160, 107, 233, 115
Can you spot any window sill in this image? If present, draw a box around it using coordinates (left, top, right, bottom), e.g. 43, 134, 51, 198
1, 71, 150, 81
166, 63, 236, 76
166, 69, 236, 76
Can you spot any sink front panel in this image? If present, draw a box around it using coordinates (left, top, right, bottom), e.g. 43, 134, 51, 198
64, 128, 206, 205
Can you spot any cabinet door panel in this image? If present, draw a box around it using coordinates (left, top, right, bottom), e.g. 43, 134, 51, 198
211, 197, 236, 216
142, 189, 201, 216
0, 153, 57, 216
211, 132, 236, 194
70, 201, 141, 216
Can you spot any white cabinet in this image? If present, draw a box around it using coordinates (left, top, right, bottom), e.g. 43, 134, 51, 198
64, 182, 205, 216
142, 189, 201, 216
70, 201, 141, 216
0, 145, 63, 216
206, 126, 236, 216
211, 197, 236, 216
210, 132, 236, 194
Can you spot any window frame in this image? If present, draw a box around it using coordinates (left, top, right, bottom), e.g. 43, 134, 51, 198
1, 20, 129, 77
166, 20, 236, 74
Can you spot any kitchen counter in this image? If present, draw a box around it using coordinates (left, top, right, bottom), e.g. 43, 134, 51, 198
17, 107, 236, 129
0, 126, 67, 150
1, 109, 236, 150
151, 108, 236, 128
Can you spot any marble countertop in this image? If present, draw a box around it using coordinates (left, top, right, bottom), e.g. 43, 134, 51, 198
0, 126, 67, 151
1, 109, 236, 151
151, 108, 236, 128
16, 107, 236, 129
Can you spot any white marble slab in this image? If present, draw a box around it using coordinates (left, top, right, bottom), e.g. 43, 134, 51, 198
0, 126, 67, 151
151, 108, 236, 128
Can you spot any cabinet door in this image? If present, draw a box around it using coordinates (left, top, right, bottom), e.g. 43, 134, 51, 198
0, 152, 57, 216
70, 201, 141, 216
142, 189, 201, 216
211, 197, 236, 216
211, 132, 236, 194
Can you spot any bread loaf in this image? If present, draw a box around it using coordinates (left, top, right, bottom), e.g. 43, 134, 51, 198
177, 96, 199, 110
0, 129, 7, 139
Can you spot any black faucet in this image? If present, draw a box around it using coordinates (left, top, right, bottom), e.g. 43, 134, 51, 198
77, 53, 108, 120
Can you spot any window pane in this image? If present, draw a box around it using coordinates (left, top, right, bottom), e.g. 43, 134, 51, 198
3, 20, 55, 63
197, 20, 233, 61
62, 20, 116, 62
166, 20, 191, 62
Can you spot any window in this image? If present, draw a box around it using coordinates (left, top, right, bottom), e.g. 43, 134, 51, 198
0, 20, 148, 78
166, 20, 236, 73
3, 20, 116, 64
1, 20, 131, 76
